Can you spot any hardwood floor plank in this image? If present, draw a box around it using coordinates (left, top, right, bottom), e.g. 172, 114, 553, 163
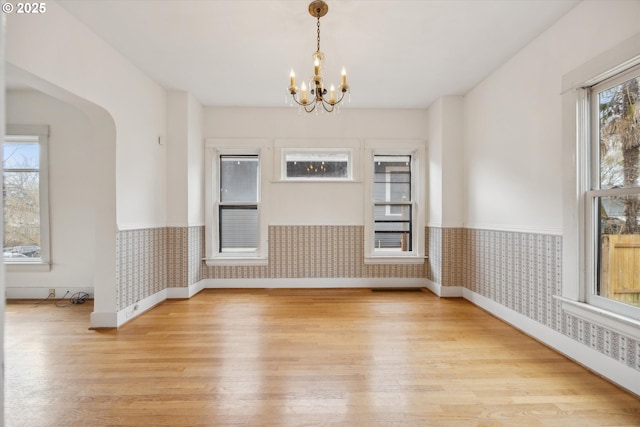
5, 289, 640, 426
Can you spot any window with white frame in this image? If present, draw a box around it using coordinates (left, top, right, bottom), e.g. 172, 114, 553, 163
205, 141, 268, 265
282, 149, 351, 180
364, 142, 425, 263
373, 155, 412, 252
3, 125, 50, 265
219, 155, 259, 253
587, 65, 640, 319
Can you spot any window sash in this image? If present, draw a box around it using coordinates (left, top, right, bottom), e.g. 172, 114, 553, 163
371, 154, 416, 255
216, 153, 261, 257
374, 203, 412, 252
219, 205, 259, 253
3, 130, 49, 264
587, 65, 640, 319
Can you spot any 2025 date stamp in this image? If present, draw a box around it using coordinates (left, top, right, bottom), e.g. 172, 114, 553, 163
2, 2, 47, 14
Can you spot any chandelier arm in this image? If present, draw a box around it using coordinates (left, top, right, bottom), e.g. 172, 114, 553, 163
290, 93, 318, 112
320, 100, 335, 113
304, 102, 317, 113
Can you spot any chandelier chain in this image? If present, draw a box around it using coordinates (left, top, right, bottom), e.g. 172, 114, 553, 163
316, 16, 321, 53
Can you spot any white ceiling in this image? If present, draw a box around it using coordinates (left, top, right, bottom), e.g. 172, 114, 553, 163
45, 0, 579, 109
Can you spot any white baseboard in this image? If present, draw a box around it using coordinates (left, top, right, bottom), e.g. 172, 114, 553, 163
91, 280, 205, 328
167, 280, 206, 298
89, 311, 117, 329
462, 288, 640, 397
202, 277, 428, 289
114, 289, 168, 328
424, 279, 464, 297
6, 286, 93, 299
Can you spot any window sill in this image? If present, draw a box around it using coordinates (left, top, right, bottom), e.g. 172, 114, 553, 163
5, 262, 51, 272
555, 296, 640, 341
364, 255, 427, 265
205, 257, 268, 267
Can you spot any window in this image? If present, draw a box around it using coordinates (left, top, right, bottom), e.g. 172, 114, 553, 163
3, 125, 50, 266
204, 140, 268, 265
219, 155, 259, 253
373, 155, 412, 252
588, 66, 640, 318
364, 141, 425, 263
282, 150, 351, 180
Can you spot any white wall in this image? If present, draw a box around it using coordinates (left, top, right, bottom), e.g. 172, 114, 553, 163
5, 0, 167, 229
205, 107, 428, 226
5, 90, 95, 294
426, 96, 465, 228
426, 99, 443, 227
463, 0, 640, 235
5, 0, 167, 324
187, 93, 204, 226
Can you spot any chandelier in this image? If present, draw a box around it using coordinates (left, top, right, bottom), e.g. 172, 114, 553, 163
288, 0, 350, 113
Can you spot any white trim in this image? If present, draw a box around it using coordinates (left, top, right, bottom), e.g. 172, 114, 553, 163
424, 278, 464, 297
364, 255, 426, 265
556, 296, 640, 342
115, 289, 167, 327
463, 223, 563, 236
205, 257, 268, 267
166, 280, 206, 299
464, 288, 640, 397
89, 311, 118, 329
117, 224, 167, 231
201, 277, 428, 289
561, 33, 640, 94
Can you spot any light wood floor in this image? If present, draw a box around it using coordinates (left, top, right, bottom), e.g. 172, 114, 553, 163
5, 289, 640, 426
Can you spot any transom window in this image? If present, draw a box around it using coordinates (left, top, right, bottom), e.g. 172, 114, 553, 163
282, 150, 351, 180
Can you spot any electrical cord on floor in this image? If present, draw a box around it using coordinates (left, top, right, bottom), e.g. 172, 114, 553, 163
55, 291, 90, 307
34, 292, 54, 306
70, 292, 90, 305
54, 290, 71, 307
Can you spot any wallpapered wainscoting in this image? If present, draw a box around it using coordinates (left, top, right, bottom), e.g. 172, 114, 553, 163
431, 226, 639, 373
202, 226, 428, 280
116, 225, 640, 372
117, 227, 202, 310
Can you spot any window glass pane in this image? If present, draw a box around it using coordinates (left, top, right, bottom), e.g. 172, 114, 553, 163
220, 206, 258, 252
220, 156, 258, 202
374, 204, 411, 252
3, 142, 40, 170
3, 170, 41, 258
597, 195, 640, 307
373, 155, 411, 202
598, 75, 640, 189
285, 152, 349, 179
